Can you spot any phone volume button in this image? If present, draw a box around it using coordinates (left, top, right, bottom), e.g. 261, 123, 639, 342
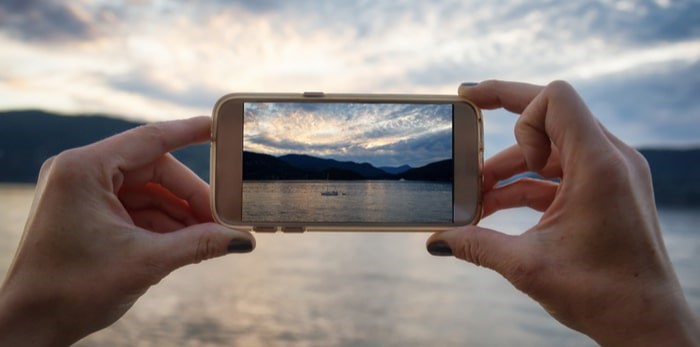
303, 91, 324, 97
253, 226, 278, 233
282, 226, 306, 233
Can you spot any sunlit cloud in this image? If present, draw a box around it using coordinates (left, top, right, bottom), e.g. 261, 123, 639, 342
243, 103, 452, 167
1, 0, 699, 151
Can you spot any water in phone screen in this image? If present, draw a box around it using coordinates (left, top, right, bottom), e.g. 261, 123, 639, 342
242, 102, 454, 223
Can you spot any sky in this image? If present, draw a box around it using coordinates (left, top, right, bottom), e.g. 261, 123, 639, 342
1, 0, 699, 156
243, 102, 452, 167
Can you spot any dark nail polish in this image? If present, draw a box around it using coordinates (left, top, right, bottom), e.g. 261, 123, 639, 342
427, 241, 453, 256
227, 239, 253, 253
460, 82, 479, 88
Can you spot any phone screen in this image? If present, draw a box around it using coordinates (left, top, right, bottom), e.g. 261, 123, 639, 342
241, 102, 454, 224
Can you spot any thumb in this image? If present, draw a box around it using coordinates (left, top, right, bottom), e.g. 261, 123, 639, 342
152, 223, 256, 271
426, 226, 523, 274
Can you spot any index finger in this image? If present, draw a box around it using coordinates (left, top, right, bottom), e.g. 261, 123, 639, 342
458, 80, 543, 114
93, 116, 211, 171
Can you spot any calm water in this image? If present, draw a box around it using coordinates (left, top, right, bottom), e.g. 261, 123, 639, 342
1, 184, 698, 347
243, 181, 452, 223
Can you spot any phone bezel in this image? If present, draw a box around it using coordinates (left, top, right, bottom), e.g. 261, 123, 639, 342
211, 93, 483, 232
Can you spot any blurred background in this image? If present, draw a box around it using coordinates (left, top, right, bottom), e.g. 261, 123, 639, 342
1, 0, 700, 149
1, 1, 699, 346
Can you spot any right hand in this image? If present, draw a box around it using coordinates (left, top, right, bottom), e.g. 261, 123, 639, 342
426, 80, 700, 346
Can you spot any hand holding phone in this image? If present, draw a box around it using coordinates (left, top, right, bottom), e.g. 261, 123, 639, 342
211, 92, 483, 232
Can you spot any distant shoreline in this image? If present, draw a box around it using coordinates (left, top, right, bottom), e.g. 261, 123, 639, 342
2, 110, 699, 206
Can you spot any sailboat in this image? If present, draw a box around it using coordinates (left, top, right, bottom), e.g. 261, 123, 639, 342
321, 173, 339, 196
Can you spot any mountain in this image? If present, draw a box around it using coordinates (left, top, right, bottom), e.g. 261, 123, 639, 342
245, 152, 365, 180
279, 154, 390, 179
399, 159, 452, 181
1, 110, 699, 206
639, 148, 700, 206
0, 110, 209, 182
247, 151, 443, 180
379, 165, 412, 175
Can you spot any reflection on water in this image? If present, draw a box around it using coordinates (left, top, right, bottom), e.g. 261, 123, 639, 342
1, 185, 698, 347
243, 180, 452, 223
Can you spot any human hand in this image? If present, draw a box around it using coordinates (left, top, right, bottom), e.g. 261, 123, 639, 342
0, 116, 255, 346
426, 81, 699, 346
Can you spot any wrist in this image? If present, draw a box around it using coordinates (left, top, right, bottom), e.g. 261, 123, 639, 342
0, 281, 69, 347
599, 309, 700, 347
589, 284, 700, 347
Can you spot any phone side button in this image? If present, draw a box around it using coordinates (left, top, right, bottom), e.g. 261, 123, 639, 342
282, 226, 306, 233
253, 226, 278, 233
302, 91, 324, 97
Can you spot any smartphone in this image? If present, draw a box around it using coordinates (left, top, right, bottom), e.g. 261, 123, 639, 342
211, 92, 483, 232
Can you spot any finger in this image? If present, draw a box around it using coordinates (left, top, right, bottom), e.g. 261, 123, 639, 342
459, 80, 543, 114
122, 154, 212, 222
119, 182, 199, 226
92, 116, 211, 172
516, 80, 609, 171
482, 178, 558, 217
483, 144, 562, 190
130, 209, 187, 233
428, 227, 545, 298
149, 223, 256, 272
426, 226, 526, 275
483, 145, 529, 190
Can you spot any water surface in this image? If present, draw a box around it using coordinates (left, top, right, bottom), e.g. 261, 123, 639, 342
243, 180, 452, 223
1, 185, 698, 347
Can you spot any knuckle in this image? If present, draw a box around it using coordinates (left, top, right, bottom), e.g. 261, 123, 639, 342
466, 241, 487, 267
135, 122, 170, 154
46, 148, 93, 185
543, 80, 579, 102
40, 155, 57, 171
586, 149, 626, 178
627, 149, 652, 179
193, 232, 221, 264
545, 80, 574, 94
479, 79, 501, 90
37, 155, 57, 180
454, 233, 488, 267
590, 148, 652, 193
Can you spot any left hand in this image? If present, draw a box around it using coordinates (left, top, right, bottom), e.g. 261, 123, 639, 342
0, 116, 255, 346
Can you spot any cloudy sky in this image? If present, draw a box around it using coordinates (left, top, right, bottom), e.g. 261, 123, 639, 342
244, 102, 452, 167
1, 0, 699, 155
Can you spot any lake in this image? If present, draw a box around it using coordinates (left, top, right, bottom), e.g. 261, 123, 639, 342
243, 180, 453, 223
1, 184, 698, 347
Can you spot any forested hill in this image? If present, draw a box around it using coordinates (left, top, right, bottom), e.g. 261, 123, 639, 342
1, 110, 698, 206
0, 110, 209, 182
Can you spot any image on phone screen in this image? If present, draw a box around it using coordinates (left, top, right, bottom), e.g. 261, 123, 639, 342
241, 102, 454, 224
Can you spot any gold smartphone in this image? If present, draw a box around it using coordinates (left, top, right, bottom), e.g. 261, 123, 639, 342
211, 92, 483, 232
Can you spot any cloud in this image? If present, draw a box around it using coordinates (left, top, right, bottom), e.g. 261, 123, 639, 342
579, 60, 700, 147
109, 71, 222, 109
0, 0, 699, 150
0, 0, 122, 42
575, 0, 700, 44
243, 102, 452, 167
370, 128, 453, 167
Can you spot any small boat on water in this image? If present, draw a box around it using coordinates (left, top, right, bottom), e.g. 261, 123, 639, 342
321, 173, 339, 196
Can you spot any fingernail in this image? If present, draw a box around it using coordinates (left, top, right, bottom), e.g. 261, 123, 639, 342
460, 82, 479, 88
227, 239, 253, 253
427, 241, 453, 256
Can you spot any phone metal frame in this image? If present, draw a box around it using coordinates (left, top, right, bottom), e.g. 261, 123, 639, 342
211, 93, 483, 232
